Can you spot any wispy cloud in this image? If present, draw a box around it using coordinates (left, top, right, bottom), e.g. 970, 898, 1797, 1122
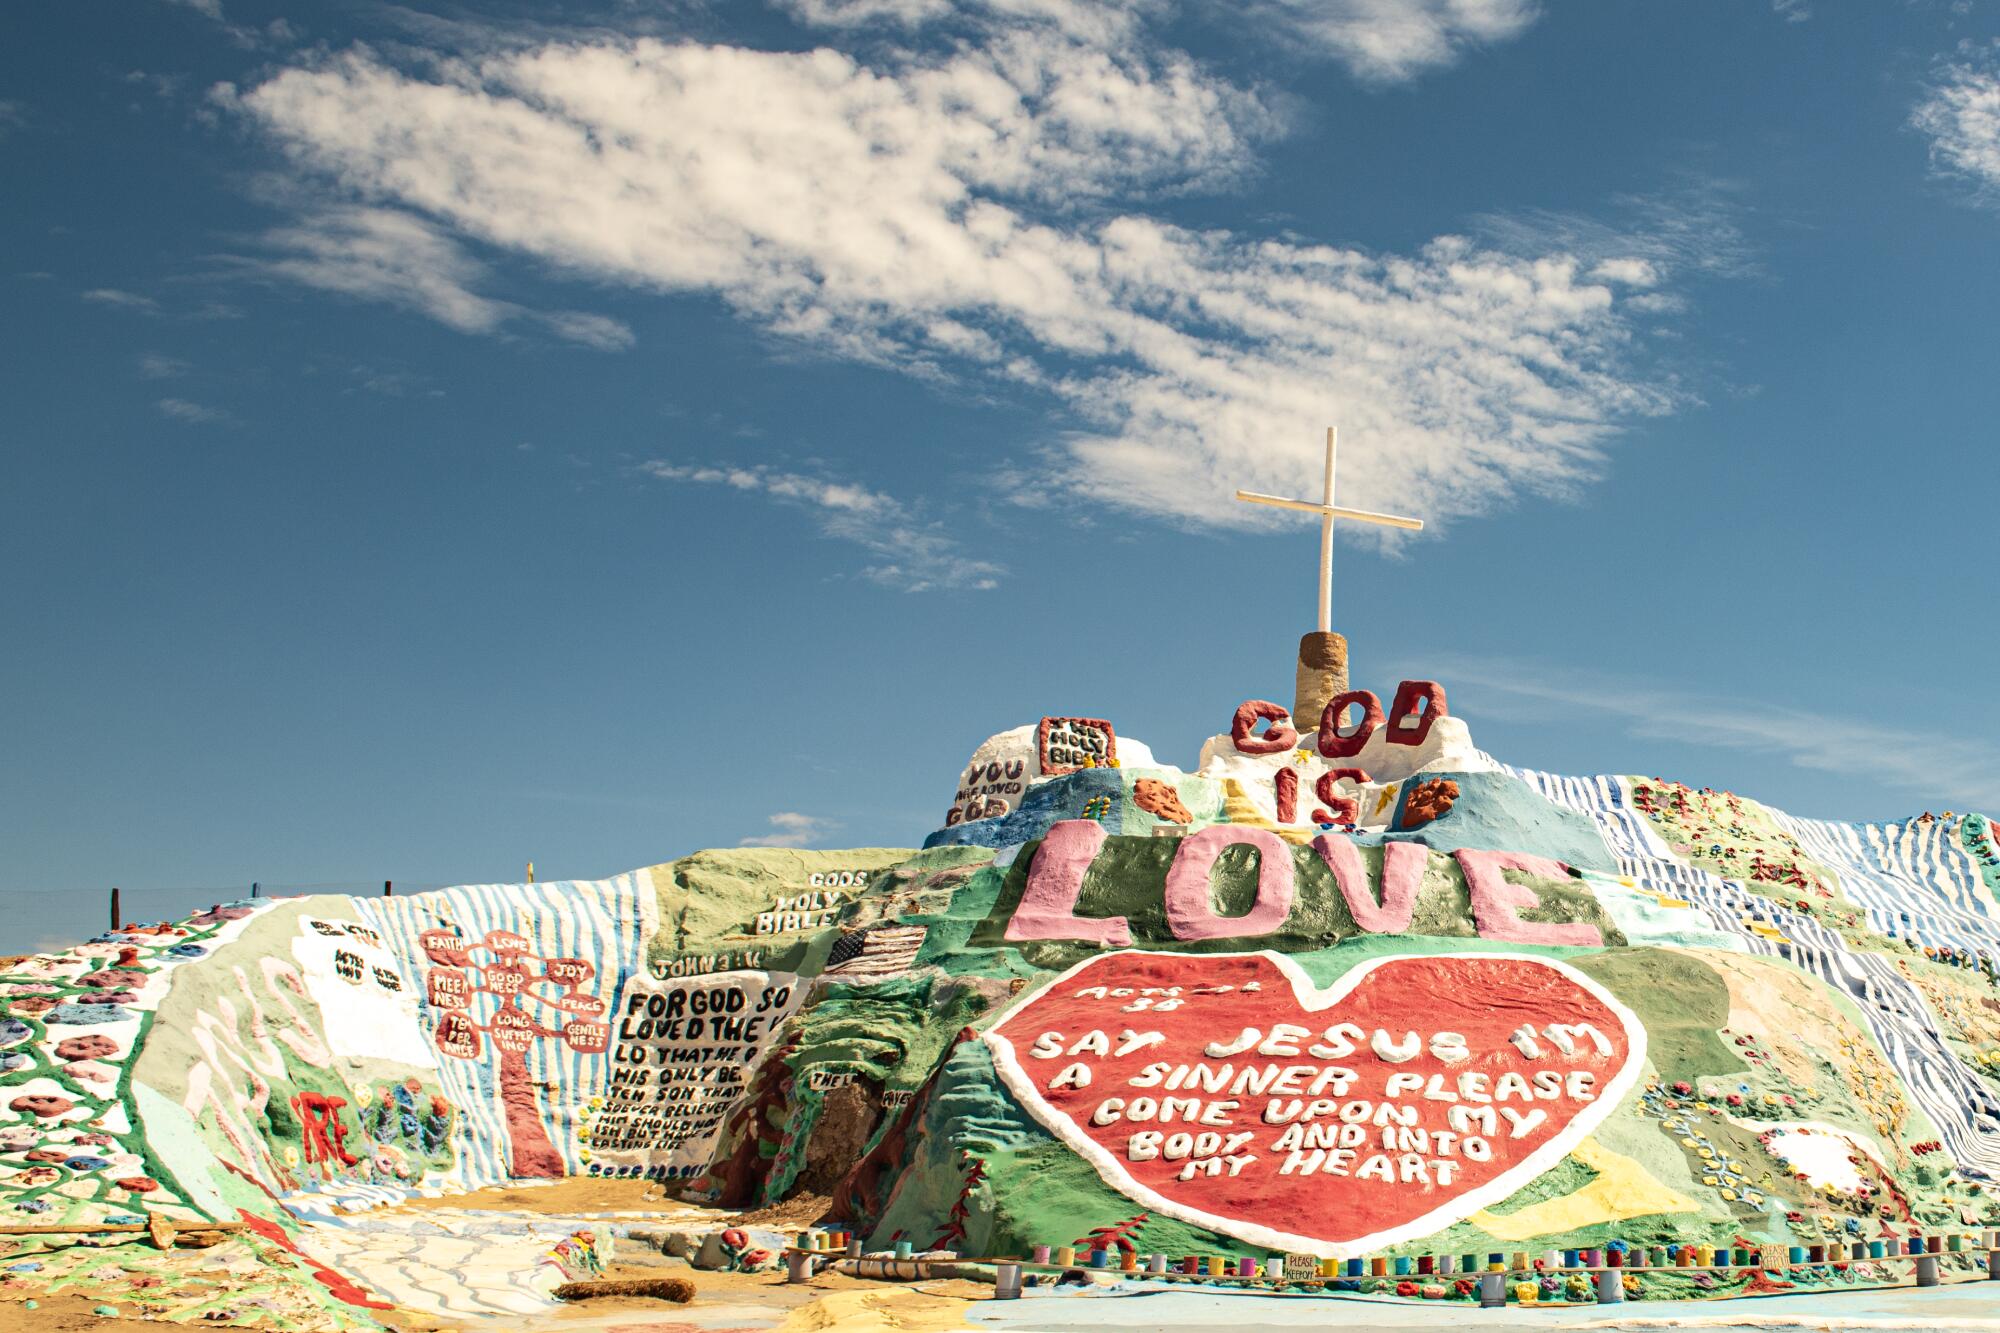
780, 0, 1542, 83
1913, 42, 2000, 204
233, 202, 635, 350
138, 353, 189, 379
1437, 656, 2000, 813
157, 0, 299, 52
83, 288, 159, 313
232, 20, 1729, 543
157, 397, 232, 424
739, 811, 836, 848
1246, 0, 1541, 83
638, 461, 1004, 591
0, 100, 25, 139
1771, 0, 1810, 24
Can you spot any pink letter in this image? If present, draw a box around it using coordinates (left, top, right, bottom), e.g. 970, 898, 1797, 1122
1455, 849, 1602, 946
1311, 834, 1425, 933
1163, 827, 1296, 941
1005, 820, 1131, 947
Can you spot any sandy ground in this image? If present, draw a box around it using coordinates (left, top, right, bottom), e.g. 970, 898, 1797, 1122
344, 1177, 685, 1217
4, 1289, 180, 1331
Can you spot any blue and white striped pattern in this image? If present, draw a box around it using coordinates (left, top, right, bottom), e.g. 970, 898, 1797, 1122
1506, 766, 2000, 1179
1775, 813, 1998, 956
360, 873, 657, 1191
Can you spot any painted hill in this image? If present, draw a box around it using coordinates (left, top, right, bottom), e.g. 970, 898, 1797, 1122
6, 680, 2000, 1319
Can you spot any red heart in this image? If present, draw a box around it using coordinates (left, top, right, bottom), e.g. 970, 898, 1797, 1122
984, 950, 1644, 1257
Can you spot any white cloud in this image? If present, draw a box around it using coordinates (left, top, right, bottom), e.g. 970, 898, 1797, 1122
157, 397, 230, 424
233, 23, 1716, 538
256, 206, 512, 332
779, 0, 1538, 82
538, 310, 635, 351
1247, 0, 1541, 83
639, 461, 1004, 591
83, 287, 159, 313
247, 204, 633, 349
1914, 44, 2000, 202
1438, 657, 2000, 813
1771, 0, 1810, 23
739, 811, 836, 848
138, 352, 189, 379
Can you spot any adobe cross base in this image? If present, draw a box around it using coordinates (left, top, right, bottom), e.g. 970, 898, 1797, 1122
1234, 427, 1424, 732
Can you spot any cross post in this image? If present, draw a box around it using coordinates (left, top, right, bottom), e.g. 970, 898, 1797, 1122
1234, 427, 1424, 728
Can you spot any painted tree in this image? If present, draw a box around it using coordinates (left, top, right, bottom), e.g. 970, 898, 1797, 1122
417, 927, 609, 1178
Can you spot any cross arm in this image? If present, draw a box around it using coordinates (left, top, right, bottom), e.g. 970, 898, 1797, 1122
1233, 490, 1425, 532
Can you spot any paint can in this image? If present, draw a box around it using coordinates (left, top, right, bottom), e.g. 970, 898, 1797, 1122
1031, 1245, 1051, 1265
995, 1262, 1022, 1299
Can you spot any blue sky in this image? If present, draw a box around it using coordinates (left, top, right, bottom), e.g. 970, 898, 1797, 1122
6, 0, 2000, 951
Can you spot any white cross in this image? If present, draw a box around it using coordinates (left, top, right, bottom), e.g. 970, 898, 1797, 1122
1235, 427, 1424, 634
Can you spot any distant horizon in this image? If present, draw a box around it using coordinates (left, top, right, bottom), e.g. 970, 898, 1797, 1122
9, 674, 1983, 959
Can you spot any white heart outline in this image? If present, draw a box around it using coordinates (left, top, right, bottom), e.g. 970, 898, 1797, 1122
983, 949, 1648, 1258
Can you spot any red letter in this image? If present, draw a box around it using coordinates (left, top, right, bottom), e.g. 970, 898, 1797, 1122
1274, 767, 1298, 823
1455, 848, 1602, 946
1386, 680, 1447, 747
1317, 690, 1383, 760
1163, 827, 1296, 941
1005, 820, 1131, 947
1231, 700, 1299, 755
1313, 771, 1359, 825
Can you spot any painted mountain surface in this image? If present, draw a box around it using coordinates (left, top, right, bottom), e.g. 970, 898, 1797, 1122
7, 686, 2000, 1317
